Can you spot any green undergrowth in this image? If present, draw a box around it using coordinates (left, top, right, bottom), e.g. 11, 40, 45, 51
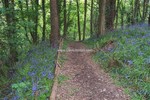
0, 41, 56, 100
61, 38, 74, 50
84, 24, 150, 100
58, 75, 70, 84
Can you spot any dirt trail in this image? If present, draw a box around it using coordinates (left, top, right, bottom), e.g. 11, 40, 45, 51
56, 42, 130, 100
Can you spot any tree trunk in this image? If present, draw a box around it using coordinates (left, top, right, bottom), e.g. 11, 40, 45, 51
18, 1, 31, 43
115, 0, 120, 29
142, 0, 149, 22
120, 1, 125, 28
133, 0, 140, 24
98, 0, 106, 37
35, 0, 39, 43
148, 12, 150, 26
50, 0, 60, 48
106, 0, 116, 31
67, 0, 72, 34
63, 0, 67, 38
3, 0, 18, 66
42, 0, 46, 41
30, 0, 39, 44
90, 0, 94, 36
76, 0, 81, 41
83, 0, 87, 40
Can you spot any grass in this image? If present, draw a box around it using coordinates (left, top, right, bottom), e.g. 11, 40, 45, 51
0, 41, 57, 100
58, 75, 69, 84
84, 24, 150, 100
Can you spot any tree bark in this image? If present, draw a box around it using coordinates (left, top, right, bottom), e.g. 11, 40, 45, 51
76, 0, 81, 41
133, 0, 140, 24
120, 1, 125, 28
90, 0, 94, 36
30, 0, 39, 44
50, 0, 60, 48
3, 0, 18, 66
106, 0, 116, 31
115, 0, 120, 29
63, 0, 67, 38
42, 0, 46, 41
83, 0, 87, 40
142, 0, 149, 22
148, 12, 150, 26
98, 0, 106, 37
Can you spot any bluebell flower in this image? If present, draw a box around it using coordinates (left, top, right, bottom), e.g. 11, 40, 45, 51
12, 96, 19, 100
22, 77, 26, 81
32, 83, 37, 92
3, 97, 8, 100
30, 66, 34, 69
131, 41, 136, 45
28, 71, 36, 76
147, 41, 150, 45
31, 58, 38, 65
125, 32, 129, 34
138, 52, 144, 56
48, 72, 54, 79
41, 71, 47, 77
145, 57, 150, 64
127, 60, 133, 65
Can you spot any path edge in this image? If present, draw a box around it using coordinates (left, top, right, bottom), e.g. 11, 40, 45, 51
49, 38, 63, 100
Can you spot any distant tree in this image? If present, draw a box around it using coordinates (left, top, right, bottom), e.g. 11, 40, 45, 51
76, 0, 81, 40
83, 0, 87, 40
142, 0, 149, 22
50, 0, 60, 48
120, 1, 125, 28
2, 0, 18, 66
42, 0, 46, 41
98, 0, 106, 36
63, 0, 67, 38
90, 0, 94, 36
30, 0, 39, 44
130, 0, 140, 25
18, 0, 31, 43
148, 12, 150, 26
115, 0, 120, 29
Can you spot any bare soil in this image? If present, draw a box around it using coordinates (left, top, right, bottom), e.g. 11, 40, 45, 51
56, 42, 130, 100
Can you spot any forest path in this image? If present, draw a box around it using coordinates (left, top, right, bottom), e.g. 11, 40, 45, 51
54, 42, 130, 100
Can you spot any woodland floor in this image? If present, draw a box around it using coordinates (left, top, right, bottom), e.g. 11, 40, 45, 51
54, 42, 130, 100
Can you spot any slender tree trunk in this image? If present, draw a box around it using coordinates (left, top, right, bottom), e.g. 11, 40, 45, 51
133, 0, 140, 24
98, 0, 106, 37
76, 0, 81, 41
120, 1, 125, 28
30, 0, 38, 44
63, 0, 67, 38
90, 0, 94, 36
148, 12, 150, 26
50, 0, 60, 48
115, 0, 120, 29
74, 24, 77, 40
67, 0, 72, 34
142, 0, 149, 22
18, 1, 31, 43
34, 0, 39, 43
83, 0, 87, 40
42, 0, 46, 41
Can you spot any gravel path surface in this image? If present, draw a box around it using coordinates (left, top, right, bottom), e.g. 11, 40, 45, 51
56, 42, 130, 100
